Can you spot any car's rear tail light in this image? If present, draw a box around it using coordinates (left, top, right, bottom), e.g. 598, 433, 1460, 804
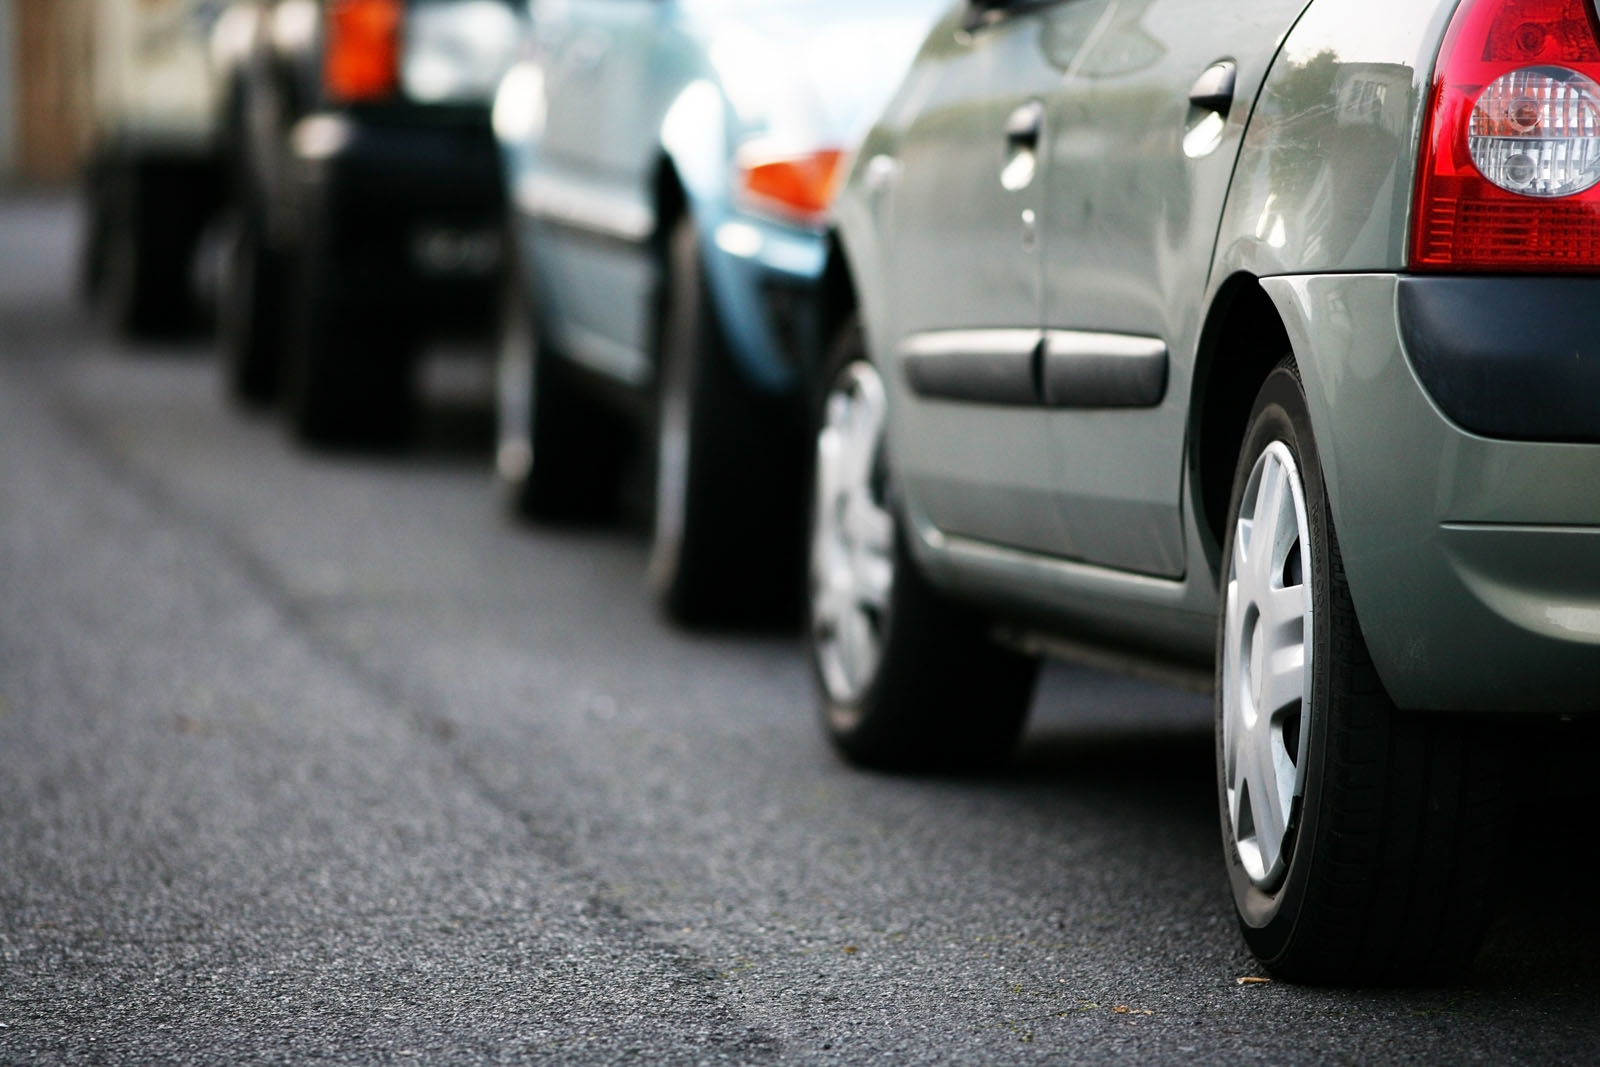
324, 0, 402, 103
1411, 0, 1600, 269
736, 147, 846, 221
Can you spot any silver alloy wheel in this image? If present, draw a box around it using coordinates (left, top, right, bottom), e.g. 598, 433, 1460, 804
495, 289, 534, 487
1222, 439, 1314, 889
810, 360, 894, 705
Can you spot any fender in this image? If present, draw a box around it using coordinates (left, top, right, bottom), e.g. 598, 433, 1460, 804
1203, 0, 1459, 524
1203, 0, 1467, 707
659, 78, 818, 394
1210, 0, 1457, 283
825, 116, 911, 393
659, 79, 729, 210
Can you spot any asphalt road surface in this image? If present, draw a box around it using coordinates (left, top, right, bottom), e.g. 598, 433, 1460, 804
3, 192, 1599, 1065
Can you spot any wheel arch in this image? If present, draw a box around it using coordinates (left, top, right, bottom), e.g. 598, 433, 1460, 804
821, 166, 899, 392
652, 73, 730, 261
647, 134, 812, 396
650, 153, 690, 252
812, 230, 861, 392
1190, 272, 1295, 584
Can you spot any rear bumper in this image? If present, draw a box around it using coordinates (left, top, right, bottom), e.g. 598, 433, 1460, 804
292, 111, 506, 333
1397, 276, 1600, 442
1264, 272, 1600, 715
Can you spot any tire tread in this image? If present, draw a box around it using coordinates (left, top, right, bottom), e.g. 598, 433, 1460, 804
1237, 367, 1509, 985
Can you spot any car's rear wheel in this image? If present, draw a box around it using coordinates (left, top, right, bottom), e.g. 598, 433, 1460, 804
646, 216, 805, 626
219, 210, 287, 408
809, 317, 1036, 770
1217, 361, 1509, 984
496, 263, 626, 519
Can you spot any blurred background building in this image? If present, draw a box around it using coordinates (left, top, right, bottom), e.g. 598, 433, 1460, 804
0, 0, 96, 184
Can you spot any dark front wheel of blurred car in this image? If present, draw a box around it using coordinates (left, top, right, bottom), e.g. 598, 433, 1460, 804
808, 317, 1036, 772
496, 266, 627, 520
646, 217, 806, 627
1216, 360, 1510, 984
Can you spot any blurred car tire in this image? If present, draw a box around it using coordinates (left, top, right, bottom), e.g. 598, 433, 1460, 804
88, 160, 206, 338
219, 208, 287, 408
496, 264, 627, 519
646, 217, 807, 626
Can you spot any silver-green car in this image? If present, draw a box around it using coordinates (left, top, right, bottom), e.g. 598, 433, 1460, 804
811, 0, 1600, 983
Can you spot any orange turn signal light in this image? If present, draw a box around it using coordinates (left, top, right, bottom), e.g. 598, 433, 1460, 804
738, 148, 846, 220
324, 0, 402, 102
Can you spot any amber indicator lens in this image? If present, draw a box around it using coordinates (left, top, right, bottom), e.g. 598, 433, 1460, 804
740, 149, 846, 220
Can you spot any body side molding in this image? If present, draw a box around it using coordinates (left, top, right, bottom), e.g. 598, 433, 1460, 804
899, 328, 1167, 408
900, 328, 1041, 406
1041, 330, 1167, 408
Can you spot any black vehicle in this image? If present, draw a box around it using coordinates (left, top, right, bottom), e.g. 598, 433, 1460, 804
81, 0, 229, 339
217, 0, 515, 445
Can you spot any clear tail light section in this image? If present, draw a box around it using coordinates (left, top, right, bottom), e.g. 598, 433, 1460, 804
1469, 67, 1600, 196
1411, 0, 1600, 269
403, 1, 522, 105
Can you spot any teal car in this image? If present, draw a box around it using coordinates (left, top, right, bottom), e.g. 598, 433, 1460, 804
812, 0, 1600, 982
491, 0, 944, 624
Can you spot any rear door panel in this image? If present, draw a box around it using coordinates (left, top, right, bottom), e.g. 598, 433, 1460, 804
1038, 0, 1310, 577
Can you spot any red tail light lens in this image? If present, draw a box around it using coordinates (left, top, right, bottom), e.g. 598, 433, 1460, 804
1411, 0, 1600, 269
324, 0, 402, 103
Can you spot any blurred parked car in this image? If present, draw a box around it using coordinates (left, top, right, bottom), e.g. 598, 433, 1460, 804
216, 0, 515, 445
82, 0, 228, 337
812, 0, 1600, 983
490, 0, 945, 624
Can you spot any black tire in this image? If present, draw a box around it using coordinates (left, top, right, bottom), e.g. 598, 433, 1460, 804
646, 217, 807, 626
1216, 361, 1509, 984
79, 162, 112, 306
284, 237, 416, 449
496, 261, 627, 519
808, 316, 1037, 771
93, 160, 201, 338
219, 211, 288, 408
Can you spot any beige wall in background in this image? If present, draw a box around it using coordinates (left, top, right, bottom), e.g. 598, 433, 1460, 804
9, 0, 93, 183
0, 1, 15, 177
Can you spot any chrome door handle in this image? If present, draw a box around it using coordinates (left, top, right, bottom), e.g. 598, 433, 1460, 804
1005, 100, 1043, 149
1187, 61, 1236, 115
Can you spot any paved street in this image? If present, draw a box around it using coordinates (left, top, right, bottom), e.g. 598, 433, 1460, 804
2, 192, 1598, 1064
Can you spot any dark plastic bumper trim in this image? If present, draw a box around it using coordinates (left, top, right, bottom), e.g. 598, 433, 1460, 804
1397, 275, 1600, 443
